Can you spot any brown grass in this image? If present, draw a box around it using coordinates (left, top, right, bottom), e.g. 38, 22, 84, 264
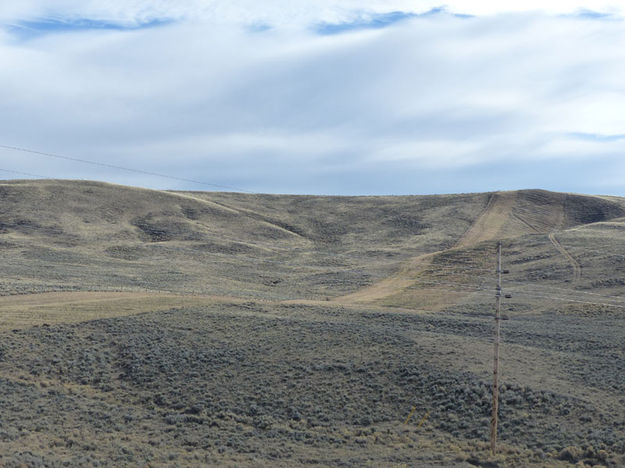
0, 291, 242, 330
2, 180, 625, 466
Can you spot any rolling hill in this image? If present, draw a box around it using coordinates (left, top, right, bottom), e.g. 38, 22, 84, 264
1, 179, 624, 466
3, 180, 625, 302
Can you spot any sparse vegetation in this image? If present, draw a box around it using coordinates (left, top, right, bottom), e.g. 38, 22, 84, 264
1, 179, 625, 466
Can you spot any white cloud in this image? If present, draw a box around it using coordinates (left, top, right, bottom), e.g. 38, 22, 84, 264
367, 139, 485, 168
1, 1, 623, 27
1, 4, 625, 194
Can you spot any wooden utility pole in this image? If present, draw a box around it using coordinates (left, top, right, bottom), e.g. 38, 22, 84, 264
490, 241, 502, 455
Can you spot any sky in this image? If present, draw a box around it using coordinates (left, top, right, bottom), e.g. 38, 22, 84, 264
1, 1, 625, 195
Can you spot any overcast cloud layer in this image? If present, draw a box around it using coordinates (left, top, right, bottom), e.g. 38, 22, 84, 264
1, 1, 625, 194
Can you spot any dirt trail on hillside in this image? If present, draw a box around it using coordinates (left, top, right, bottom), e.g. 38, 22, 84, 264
548, 233, 582, 283
335, 193, 513, 305
335, 191, 574, 307
456, 191, 517, 248
333, 253, 437, 304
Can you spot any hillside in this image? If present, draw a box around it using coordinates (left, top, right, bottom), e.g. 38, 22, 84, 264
3, 180, 624, 302
1, 179, 625, 466
0, 180, 491, 298
4, 180, 625, 310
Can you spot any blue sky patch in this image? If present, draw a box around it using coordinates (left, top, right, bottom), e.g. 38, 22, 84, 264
569, 9, 616, 20
569, 132, 625, 142
248, 22, 272, 33
7, 17, 173, 39
315, 8, 471, 35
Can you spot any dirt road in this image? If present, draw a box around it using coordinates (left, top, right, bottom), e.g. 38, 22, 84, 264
548, 233, 582, 283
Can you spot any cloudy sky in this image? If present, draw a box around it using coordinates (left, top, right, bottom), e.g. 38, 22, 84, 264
1, 1, 624, 195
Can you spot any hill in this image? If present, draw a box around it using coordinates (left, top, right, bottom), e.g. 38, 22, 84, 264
1, 179, 625, 466
3, 180, 624, 302
1, 179, 491, 298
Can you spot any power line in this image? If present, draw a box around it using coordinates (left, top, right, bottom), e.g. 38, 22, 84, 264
3, 150, 625, 308
490, 241, 502, 455
0, 167, 46, 179
0, 144, 252, 193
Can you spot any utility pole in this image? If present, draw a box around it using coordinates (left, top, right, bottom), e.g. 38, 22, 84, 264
490, 241, 502, 455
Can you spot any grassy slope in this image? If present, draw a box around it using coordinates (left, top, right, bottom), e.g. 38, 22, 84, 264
2, 180, 625, 466
4, 180, 623, 305
1, 180, 493, 299
337, 189, 625, 311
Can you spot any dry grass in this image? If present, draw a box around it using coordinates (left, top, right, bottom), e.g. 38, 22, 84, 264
0, 291, 246, 330
2, 180, 625, 466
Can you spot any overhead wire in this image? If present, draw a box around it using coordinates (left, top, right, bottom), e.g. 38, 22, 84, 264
0, 144, 252, 193
0, 167, 47, 178
2, 144, 625, 308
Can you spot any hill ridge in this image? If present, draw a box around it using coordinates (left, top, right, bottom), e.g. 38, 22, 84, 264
1, 179, 625, 308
